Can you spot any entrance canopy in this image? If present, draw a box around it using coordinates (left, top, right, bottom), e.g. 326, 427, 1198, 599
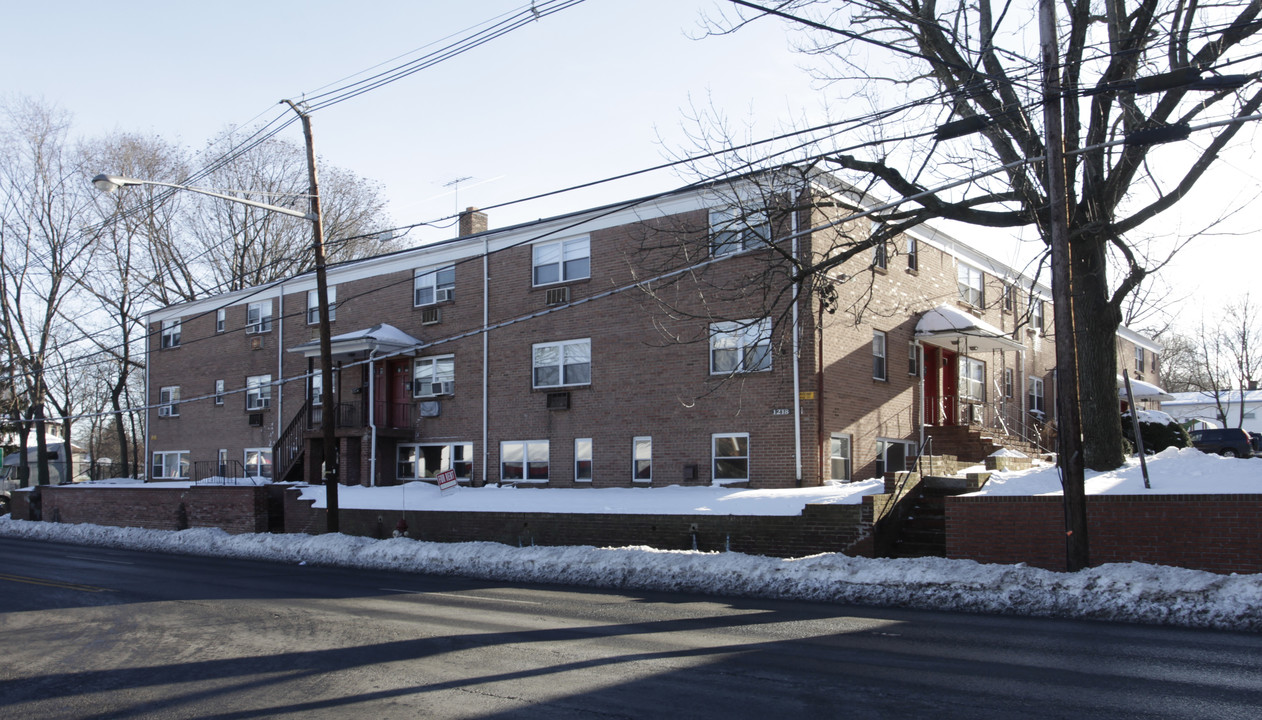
287, 323, 423, 360
1118, 375, 1174, 401
915, 304, 1024, 353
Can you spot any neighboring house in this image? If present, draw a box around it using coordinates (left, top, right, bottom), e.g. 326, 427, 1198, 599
0, 438, 90, 489
1161, 390, 1262, 434
142, 170, 1159, 489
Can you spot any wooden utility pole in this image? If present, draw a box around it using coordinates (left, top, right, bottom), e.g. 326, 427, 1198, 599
1039, 0, 1088, 570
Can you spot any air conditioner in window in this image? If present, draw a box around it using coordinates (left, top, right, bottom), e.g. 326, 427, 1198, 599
430, 381, 454, 396
158, 406, 175, 417
435, 288, 454, 303
546, 286, 569, 305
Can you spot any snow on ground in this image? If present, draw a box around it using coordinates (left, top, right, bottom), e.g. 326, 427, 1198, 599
3, 449, 1259, 631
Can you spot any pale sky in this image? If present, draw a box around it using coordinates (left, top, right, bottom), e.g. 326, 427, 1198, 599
5, 0, 1257, 333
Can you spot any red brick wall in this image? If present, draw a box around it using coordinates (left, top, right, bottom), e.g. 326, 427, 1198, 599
946, 494, 1262, 574
14, 485, 271, 534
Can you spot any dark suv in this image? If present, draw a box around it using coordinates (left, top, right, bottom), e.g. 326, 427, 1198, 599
1188, 428, 1255, 458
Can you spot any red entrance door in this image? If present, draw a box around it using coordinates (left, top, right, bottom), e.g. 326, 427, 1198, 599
373, 359, 413, 428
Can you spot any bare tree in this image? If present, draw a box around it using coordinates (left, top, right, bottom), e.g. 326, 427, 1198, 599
700, 0, 1262, 473
1155, 329, 1210, 393
1192, 294, 1262, 426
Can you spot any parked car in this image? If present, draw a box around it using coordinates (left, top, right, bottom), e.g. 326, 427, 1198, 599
1188, 428, 1255, 458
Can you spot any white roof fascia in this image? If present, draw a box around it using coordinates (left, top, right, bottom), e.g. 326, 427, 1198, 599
1117, 325, 1163, 353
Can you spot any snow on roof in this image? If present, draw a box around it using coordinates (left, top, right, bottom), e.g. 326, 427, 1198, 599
1163, 390, 1262, 406
288, 323, 423, 358
914, 304, 1024, 352
1117, 375, 1172, 399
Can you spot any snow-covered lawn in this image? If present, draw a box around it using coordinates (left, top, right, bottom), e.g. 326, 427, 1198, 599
2, 448, 1259, 631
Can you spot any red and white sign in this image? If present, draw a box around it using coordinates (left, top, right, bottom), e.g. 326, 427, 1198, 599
437, 468, 459, 494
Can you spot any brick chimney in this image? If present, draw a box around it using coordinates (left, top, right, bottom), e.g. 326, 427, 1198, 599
459, 207, 488, 237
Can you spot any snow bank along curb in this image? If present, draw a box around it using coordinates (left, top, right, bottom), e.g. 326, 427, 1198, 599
3, 517, 1259, 632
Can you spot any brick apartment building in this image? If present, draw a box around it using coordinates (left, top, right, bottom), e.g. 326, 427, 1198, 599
142, 171, 1160, 489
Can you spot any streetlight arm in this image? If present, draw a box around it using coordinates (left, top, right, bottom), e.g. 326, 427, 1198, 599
91, 174, 317, 221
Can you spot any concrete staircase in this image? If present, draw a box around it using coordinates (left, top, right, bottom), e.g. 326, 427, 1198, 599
924, 424, 1048, 466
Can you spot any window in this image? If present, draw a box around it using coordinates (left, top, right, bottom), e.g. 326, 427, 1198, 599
633, 436, 652, 482
216, 308, 226, 333
533, 237, 590, 285
960, 357, 986, 401
710, 319, 771, 374
872, 331, 887, 381
501, 440, 549, 482
1031, 299, 1045, 333
713, 433, 750, 483
307, 287, 336, 324
957, 263, 985, 307
875, 440, 911, 477
1004, 368, 1014, 399
214, 379, 225, 406
1002, 285, 1015, 312
575, 438, 593, 482
413, 355, 455, 397
906, 236, 918, 270
533, 339, 591, 388
244, 448, 273, 479
398, 443, 473, 480
710, 208, 770, 256
158, 386, 180, 417
872, 241, 888, 270
830, 434, 851, 482
1135, 346, 1146, 373
1029, 377, 1046, 414
246, 300, 273, 333
160, 319, 181, 349
217, 449, 228, 477
309, 371, 323, 406
908, 342, 920, 376
151, 451, 189, 480
414, 265, 455, 306
246, 374, 272, 411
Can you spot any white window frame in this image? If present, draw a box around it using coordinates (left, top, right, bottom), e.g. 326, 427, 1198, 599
308, 371, 323, 407
151, 450, 189, 480
532, 338, 591, 388
307, 287, 336, 325
214, 379, 225, 406
398, 442, 473, 481
1003, 285, 1015, 312
1003, 368, 1014, 399
158, 386, 180, 417
872, 241, 888, 270
709, 208, 770, 257
875, 439, 913, 477
160, 319, 181, 349
413, 355, 455, 397
958, 263, 985, 308
243, 448, 273, 479
414, 265, 455, 306
245, 374, 272, 411
1135, 346, 1146, 373
632, 436, 652, 483
246, 300, 273, 334
1031, 298, 1045, 332
500, 440, 549, 483
1029, 376, 1046, 415
532, 236, 590, 286
575, 438, 593, 482
960, 357, 986, 402
906, 236, 918, 270
215, 308, 226, 333
908, 341, 920, 377
830, 433, 852, 482
217, 448, 228, 477
709, 319, 772, 374
872, 331, 887, 381
712, 433, 750, 484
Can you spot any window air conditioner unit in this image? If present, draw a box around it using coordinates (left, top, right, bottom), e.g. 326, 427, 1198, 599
435, 288, 454, 303
430, 381, 454, 396
248, 413, 264, 427
546, 391, 570, 410
158, 406, 175, 417
420, 307, 441, 325
546, 286, 569, 305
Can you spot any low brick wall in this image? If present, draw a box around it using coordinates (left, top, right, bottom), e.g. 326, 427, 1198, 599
946, 494, 1262, 574
284, 488, 867, 558
10, 484, 271, 535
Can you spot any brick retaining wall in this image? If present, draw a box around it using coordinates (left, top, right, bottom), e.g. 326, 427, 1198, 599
10, 484, 271, 534
946, 494, 1262, 574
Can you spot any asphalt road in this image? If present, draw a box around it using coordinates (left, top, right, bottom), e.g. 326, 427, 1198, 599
0, 537, 1259, 719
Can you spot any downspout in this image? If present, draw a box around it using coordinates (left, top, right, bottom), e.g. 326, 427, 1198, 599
482, 235, 490, 487
144, 315, 150, 482
791, 207, 803, 486
368, 347, 378, 487
817, 291, 826, 483
276, 287, 284, 432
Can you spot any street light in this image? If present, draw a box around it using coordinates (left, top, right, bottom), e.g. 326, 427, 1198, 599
92, 141, 342, 533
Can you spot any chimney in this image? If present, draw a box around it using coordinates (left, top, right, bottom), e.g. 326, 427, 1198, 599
459, 207, 488, 237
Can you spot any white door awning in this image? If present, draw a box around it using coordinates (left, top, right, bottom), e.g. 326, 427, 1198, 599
915, 304, 1025, 352
287, 323, 423, 359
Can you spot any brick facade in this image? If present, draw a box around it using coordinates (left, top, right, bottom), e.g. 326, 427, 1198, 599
11, 484, 272, 534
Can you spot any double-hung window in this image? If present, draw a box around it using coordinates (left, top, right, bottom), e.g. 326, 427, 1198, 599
307, 287, 336, 324
216, 308, 226, 333
1135, 346, 1146, 373
246, 374, 272, 411
1003, 368, 1014, 399
957, 263, 985, 308
214, 379, 225, 406
413, 355, 455, 397
158, 386, 180, 417
533, 237, 590, 285
1031, 299, 1045, 333
872, 331, 887, 381
830, 434, 851, 482
710, 319, 771, 374
246, 300, 273, 333
908, 342, 920, 376
712, 433, 750, 483
709, 208, 770, 256
398, 443, 473, 480
906, 236, 918, 270
151, 450, 189, 480
501, 440, 549, 481
160, 319, 181, 349
244, 448, 273, 479
575, 438, 593, 482
633, 436, 652, 482
414, 265, 455, 306
960, 357, 986, 401
1029, 377, 1046, 414
532, 339, 591, 388
872, 241, 888, 270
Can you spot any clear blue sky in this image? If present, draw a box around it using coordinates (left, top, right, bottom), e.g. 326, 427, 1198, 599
5, 0, 1256, 331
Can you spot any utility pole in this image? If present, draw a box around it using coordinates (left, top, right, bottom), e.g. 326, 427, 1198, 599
283, 99, 339, 534
1039, 0, 1088, 571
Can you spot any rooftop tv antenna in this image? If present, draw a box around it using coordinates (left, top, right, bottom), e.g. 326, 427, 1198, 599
442, 176, 474, 213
